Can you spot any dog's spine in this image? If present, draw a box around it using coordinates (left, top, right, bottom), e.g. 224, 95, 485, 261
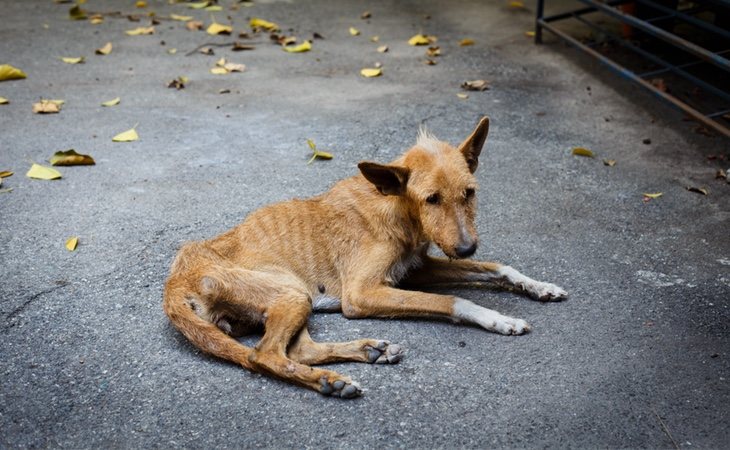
163, 284, 254, 369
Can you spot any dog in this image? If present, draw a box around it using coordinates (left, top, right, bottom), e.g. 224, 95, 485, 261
163, 116, 567, 398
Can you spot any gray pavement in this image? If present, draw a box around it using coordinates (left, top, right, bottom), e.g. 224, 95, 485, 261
1, 0, 728, 448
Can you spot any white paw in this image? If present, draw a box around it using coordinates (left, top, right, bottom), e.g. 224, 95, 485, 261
493, 316, 531, 335
527, 281, 567, 302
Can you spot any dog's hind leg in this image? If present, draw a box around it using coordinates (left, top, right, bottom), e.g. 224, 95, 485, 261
402, 257, 568, 301
287, 327, 404, 365
248, 292, 364, 398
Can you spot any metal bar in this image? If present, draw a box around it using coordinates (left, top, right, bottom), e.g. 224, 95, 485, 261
638, 49, 730, 78
541, 0, 628, 23
572, 14, 730, 103
708, 109, 730, 118
537, 18, 730, 137
536, 0, 545, 44
575, 0, 730, 71
635, 0, 730, 39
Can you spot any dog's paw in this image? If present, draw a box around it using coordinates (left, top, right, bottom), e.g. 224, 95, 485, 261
527, 281, 568, 302
494, 316, 531, 335
365, 340, 404, 364
319, 376, 362, 399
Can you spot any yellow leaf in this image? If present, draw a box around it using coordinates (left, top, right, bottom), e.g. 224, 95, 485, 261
377, 45, 388, 53
167, 48, 178, 54
204, 5, 222, 11
33, 99, 64, 114
306, 139, 334, 164
112, 126, 139, 142
349, 27, 360, 36
0, 171, 14, 178
69, 5, 87, 20
210, 67, 228, 75
66, 237, 79, 251
26, 163, 62, 180
525, 31, 536, 37
250, 17, 279, 31
0, 97, 8, 104
509, 1, 526, 8
50, 149, 95, 166
643, 192, 663, 199
408, 34, 433, 46
135, 0, 147, 7
370, 35, 379, 42
125, 26, 155, 35
89, 15, 104, 24
187, 1, 211, 9
459, 38, 475, 46
360, 68, 382, 77
216, 57, 227, 67
456, 93, 468, 99
101, 97, 121, 107
61, 56, 85, 64
170, 13, 193, 21
282, 41, 311, 53
96, 42, 113, 55
571, 147, 594, 157
0, 64, 27, 81
207, 22, 232, 35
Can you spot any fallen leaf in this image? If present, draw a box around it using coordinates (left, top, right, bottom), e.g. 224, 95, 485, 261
89, 14, 104, 24
210, 67, 228, 75
61, 56, 85, 64
125, 26, 155, 35
307, 139, 333, 164
112, 126, 139, 142
408, 34, 432, 46
26, 163, 62, 180
186, 20, 203, 31
50, 149, 95, 166
168, 76, 187, 88
715, 169, 726, 179
0, 97, 8, 104
250, 17, 279, 31
69, 4, 87, 20
170, 13, 193, 21
215, 57, 227, 67
426, 46, 440, 57
457, 93, 468, 99
223, 62, 245, 72
424, 59, 437, 65
572, 147, 594, 157
377, 45, 388, 53
360, 68, 381, 77
459, 38, 474, 46
33, 99, 64, 114
603, 159, 616, 166
686, 186, 708, 195
349, 27, 360, 36
312, 32, 324, 39
361, 11, 371, 19
461, 79, 490, 91
509, 1, 526, 8
101, 97, 121, 106
0, 171, 13, 178
167, 48, 178, 54
373, 62, 382, 68
0, 64, 26, 82
282, 41, 311, 53
643, 192, 663, 199
207, 22, 232, 35
205, 5, 222, 11
219, 88, 230, 94
96, 42, 113, 55
66, 237, 79, 251
135, 0, 147, 7
232, 42, 255, 51
525, 31, 536, 37
187, 1, 211, 9
199, 47, 215, 55
370, 35, 379, 42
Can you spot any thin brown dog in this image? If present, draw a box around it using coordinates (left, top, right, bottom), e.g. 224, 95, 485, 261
163, 117, 567, 398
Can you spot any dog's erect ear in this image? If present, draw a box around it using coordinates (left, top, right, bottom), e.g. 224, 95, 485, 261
458, 116, 490, 173
358, 162, 410, 196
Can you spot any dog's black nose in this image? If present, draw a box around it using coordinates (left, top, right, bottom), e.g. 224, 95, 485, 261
454, 241, 477, 258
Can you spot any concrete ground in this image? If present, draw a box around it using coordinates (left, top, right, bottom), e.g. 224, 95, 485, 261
1, 0, 728, 448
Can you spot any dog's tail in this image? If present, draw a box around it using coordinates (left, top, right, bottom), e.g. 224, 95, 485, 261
163, 272, 254, 370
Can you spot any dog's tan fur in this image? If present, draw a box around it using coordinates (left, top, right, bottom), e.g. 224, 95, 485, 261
163, 117, 567, 398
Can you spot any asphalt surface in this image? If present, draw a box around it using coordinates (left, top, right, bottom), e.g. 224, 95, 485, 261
1, 0, 728, 448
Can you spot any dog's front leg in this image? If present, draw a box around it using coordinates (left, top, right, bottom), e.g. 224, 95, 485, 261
342, 285, 529, 335
404, 257, 568, 301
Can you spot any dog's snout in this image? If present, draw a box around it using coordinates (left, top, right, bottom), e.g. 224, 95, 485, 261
454, 241, 477, 258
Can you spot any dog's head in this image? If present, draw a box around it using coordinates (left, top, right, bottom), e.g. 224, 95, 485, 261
359, 116, 489, 259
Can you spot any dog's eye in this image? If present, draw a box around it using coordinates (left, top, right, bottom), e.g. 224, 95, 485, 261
464, 188, 476, 200
426, 193, 440, 205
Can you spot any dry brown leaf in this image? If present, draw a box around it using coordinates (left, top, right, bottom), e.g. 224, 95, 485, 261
571, 147, 594, 157
424, 59, 437, 65
377, 45, 388, 53
168, 76, 187, 89
459, 38, 474, 46
33, 99, 64, 114
186, 20, 203, 31
232, 42, 255, 51
361, 11, 371, 19
89, 14, 104, 24
603, 159, 616, 167
50, 149, 95, 166
715, 169, 727, 180
96, 42, 113, 55
426, 46, 440, 57
461, 80, 490, 91
686, 186, 709, 195
199, 47, 215, 55
0, 171, 14, 178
